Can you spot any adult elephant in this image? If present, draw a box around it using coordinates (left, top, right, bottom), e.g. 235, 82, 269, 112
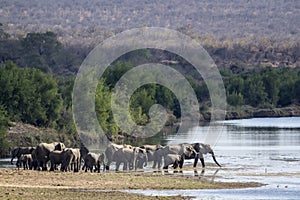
113, 147, 147, 171
30, 148, 38, 170
10, 147, 35, 165
140, 145, 163, 168
65, 148, 81, 172
49, 149, 74, 171
35, 142, 65, 171
153, 144, 195, 169
190, 143, 221, 168
105, 143, 132, 170
82, 152, 105, 173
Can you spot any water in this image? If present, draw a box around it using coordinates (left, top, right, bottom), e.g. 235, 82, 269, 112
2, 117, 300, 199
129, 117, 300, 199
0, 158, 12, 168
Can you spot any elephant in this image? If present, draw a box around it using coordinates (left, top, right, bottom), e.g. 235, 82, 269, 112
35, 142, 66, 171
113, 147, 147, 171
65, 148, 81, 172
82, 152, 105, 173
163, 154, 184, 170
30, 148, 38, 170
134, 147, 149, 170
190, 143, 221, 168
105, 143, 132, 170
140, 144, 163, 151
139, 145, 163, 168
49, 149, 74, 171
79, 145, 89, 162
114, 147, 136, 171
10, 147, 35, 165
153, 144, 195, 169
18, 154, 33, 170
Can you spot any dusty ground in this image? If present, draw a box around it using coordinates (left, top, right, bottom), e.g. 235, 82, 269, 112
0, 168, 263, 199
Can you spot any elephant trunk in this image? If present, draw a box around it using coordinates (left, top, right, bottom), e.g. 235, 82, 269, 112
211, 152, 221, 167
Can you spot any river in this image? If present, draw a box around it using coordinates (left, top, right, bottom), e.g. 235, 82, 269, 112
129, 117, 300, 199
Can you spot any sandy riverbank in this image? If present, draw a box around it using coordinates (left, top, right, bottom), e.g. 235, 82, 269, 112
0, 168, 263, 199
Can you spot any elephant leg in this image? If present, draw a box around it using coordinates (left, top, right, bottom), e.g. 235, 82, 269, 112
97, 162, 100, 173
179, 157, 184, 169
116, 161, 121, 171
24, 161, 28, 170
106, 160, 111, 170
42, 161, 48, 171
50, 162, 55, 171
76, 161, 80, 172
16, 159, 20, 169
173, 160, 178, 169
28, 161, 32, 170
123, 162, 127, 171
157, 157, 162, 169
193, 154, 199, 168
200, 158, 205, 168
152, 160, 157, 168
74, 162, 78, 172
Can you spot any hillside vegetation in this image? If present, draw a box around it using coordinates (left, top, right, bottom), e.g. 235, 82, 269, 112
0, 1, 299, 156
1, 0, 299, 45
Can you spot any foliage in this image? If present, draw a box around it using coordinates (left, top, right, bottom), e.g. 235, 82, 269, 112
0, 31, 84, 76
0, 28, 300, 149
223, 67, 300, 108
0, 61, 62, 127
0, 104, 9, 157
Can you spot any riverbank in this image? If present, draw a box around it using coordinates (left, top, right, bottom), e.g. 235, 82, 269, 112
0, 169, 263, 199
222, 104, 300, 120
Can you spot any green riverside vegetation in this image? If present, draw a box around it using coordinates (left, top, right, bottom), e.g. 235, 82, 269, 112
0, 29, 299, 157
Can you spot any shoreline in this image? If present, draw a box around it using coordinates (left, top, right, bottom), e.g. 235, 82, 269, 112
201, 104, 300, 121
0, 168, 264, 199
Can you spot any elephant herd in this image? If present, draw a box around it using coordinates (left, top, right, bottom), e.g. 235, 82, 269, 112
10, 141, 221, 173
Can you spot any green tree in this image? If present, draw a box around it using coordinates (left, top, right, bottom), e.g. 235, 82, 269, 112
104, 61, 133, 88
0, 104, 9, 157
261, 68, 279, 106
95, 78, 118, 139
294, 78, 300, 104
243, 74, 268, 107
0, 61, 62, 127
278, 70, 297, 106
20, 32, 63, 73
227, 92, 244, 106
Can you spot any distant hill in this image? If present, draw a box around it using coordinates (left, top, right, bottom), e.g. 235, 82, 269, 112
0, 0, 299, 46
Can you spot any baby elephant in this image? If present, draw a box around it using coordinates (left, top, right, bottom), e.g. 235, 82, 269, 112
18, 154, 33, 170
163, 154, 184, 169
82, 153, 105, 173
